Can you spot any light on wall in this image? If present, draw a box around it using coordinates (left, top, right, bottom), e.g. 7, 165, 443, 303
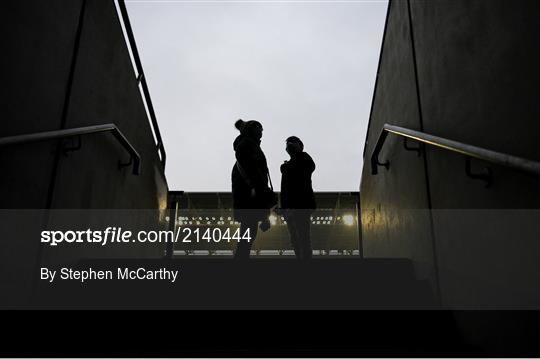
343, 214, 354, 226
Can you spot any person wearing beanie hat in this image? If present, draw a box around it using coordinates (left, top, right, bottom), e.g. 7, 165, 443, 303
231, 119, 276, 259
279, 135, 316, 260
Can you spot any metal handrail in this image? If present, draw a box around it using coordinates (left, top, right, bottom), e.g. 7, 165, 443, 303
0, 124, 141, 175
117, 0, 166, 168
371, 124, 540, 177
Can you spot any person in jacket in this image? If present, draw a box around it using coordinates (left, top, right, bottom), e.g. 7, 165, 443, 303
280, 136, 316, 260
231, 119, 273, 259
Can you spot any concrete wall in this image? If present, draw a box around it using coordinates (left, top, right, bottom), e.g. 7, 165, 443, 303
360, 0, 437, 294
361, 0, 540, 308
2, 0, 168, 306
3, 1, 84, 208
52, 0, 168, 211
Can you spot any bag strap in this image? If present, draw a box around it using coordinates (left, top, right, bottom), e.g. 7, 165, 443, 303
236, 160, 273, 191
266, 167, 274, 191
235, 161, 252, 187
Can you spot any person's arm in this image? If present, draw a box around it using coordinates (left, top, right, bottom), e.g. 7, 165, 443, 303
301, 152, 316, 175
280, 162, 290, 208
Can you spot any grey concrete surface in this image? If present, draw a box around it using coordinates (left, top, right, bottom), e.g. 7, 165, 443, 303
42, 0, 169, 265
360, 0, 438, 293
2, 0, 168, 305
361, 0, 540, 307
2, 1, 84, 208
410, 0, 540, 308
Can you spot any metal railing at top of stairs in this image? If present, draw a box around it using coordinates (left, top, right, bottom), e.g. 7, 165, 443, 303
371, 123, 540, 187
0, 123, 141, 175
117, 0, 166, 169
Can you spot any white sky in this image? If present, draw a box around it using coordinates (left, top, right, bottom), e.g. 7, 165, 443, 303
126, 0, 388, 191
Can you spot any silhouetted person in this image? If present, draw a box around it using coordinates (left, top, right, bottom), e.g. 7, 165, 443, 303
231, 119, 275, 259
280, 136, 316, 260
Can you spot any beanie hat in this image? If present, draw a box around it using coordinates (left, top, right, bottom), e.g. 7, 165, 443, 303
234, 119, 262, 135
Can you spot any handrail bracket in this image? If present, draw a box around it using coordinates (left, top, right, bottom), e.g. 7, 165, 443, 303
61, 135, 82, 155
403, 137, 422, 156
465, 157, 492, 188
371, 129, 390, 175
118, 156, 133, 170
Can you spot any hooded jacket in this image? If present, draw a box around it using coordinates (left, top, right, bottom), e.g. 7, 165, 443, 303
280, 151, 316, 210
231, 133, 270, 220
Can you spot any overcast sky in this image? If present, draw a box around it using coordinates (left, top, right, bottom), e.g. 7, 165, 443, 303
126, 0, 388, 191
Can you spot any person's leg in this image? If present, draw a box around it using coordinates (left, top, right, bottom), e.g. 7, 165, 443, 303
234, 220, 258, 259
286, 210, 302, 259
297, 211, 312, 260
